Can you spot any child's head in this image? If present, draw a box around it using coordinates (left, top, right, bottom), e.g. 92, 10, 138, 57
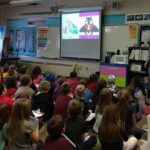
61, 82, 70, 94
15, 91, 30, 100
97, 78, 107, 91
68, 99, 82, 118
117, 88, 130, 120
3, 65, 9, 73
0, 103, 9, 129
32, 66, 42, 79
11, 98, 31, 120
19, 65, 28, 75
79, 79, 88, 87
70, 71, 77, 78
39, 81, 51, 92
57, 77, 66, 87
47, 114, 64, 139
117, 88, 130, 105
6, 76, 17, 89
97, 88, 113, 114
75, 84, 86, 99
20, 75, 32, 86
8, 64, 17, 76
89, 74, 97, 82
0, 83, 6, 96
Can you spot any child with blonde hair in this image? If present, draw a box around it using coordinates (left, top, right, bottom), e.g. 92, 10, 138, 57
6, 98, 42, 150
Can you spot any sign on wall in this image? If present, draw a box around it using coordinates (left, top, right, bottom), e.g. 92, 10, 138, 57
37, 27, 48, 51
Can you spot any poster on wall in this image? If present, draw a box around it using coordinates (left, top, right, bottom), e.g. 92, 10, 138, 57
37, 27, 48, 51
16, 30, 26, 53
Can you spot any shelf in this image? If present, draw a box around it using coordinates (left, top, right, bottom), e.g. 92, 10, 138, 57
129, 59, 146, 62
130, 70, 147, 74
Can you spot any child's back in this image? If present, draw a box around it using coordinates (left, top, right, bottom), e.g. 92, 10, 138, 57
32, 92, 54, 121
0, 103, 9, 150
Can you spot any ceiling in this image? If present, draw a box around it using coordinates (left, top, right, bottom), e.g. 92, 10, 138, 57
0, 0, 123, 4
0, 0, 124, 8
0, 0, 61, 6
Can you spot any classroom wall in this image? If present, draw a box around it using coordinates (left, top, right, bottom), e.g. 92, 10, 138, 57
0, 0, 150, 77
20, 57, 99, 77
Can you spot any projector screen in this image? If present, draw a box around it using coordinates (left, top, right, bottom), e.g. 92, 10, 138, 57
60, 9, 102, 60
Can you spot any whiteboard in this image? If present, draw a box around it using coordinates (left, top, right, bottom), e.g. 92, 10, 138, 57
36, 25, 138, 60
102, 25, 138, 58
36, 27, 60, 58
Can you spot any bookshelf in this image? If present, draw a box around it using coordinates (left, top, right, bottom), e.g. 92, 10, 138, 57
128, 46, 149, 80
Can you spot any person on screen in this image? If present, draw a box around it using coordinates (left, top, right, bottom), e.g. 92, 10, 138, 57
80, 17, 99, 35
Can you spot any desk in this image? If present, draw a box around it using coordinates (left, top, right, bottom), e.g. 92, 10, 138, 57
100, 63, 128, 88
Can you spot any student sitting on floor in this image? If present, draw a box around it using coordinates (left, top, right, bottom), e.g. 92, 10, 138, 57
75, 84, 89, 117
128, 76, 147, 120
87, 74, 97, 95
32, 81, 54, 121
67, 70, 79, 95
14, 74, 35, 100
5, 76, 17, 98
65, 99, 85, 146
6, 98, 42, 150
98, 104, 137, 150
0, 83, 13, 111
93, 77, 107, 107
53, 76, 66, 102
8, 64, 17, 77
2, 65, 9, 80
54, 82, 73, 118
0, 103, 9, 150
93, 88, 113, 133
79, 79, 93, 108
42, 114, 74, 150
117, 88, 146, 139
31, 66, 43, 86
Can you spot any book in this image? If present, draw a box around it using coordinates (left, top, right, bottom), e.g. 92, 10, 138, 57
32, 109, 44, 118
85, 113, 95, 121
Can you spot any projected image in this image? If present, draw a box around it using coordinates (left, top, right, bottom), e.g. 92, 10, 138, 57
62, 11, 99, 39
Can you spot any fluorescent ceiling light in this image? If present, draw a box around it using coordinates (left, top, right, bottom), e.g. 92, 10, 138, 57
10, 0, 41, 5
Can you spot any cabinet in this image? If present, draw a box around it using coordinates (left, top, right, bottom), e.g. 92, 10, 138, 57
128, 47, 149, 80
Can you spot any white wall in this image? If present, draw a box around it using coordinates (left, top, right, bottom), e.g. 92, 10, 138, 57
20, 57, 99, 77
1, 0, 150, 77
